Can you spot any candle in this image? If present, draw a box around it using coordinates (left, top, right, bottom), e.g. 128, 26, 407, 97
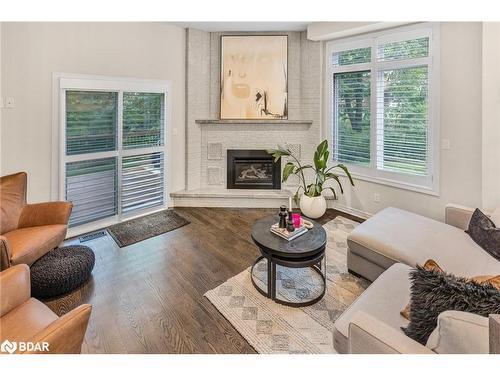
289, 196, 292, 211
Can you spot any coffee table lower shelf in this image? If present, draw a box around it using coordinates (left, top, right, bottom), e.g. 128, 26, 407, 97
250, 252, 326, 307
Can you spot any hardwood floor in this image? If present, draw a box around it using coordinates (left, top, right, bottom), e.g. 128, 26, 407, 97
44, 207, 362, 354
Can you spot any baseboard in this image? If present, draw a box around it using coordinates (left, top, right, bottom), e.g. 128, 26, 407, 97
328, 202, 372, 220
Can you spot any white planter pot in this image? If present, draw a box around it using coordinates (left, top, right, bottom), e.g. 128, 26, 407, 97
299, 194, 327, 219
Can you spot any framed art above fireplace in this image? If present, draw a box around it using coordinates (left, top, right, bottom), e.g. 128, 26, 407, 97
227, 150, 281, 189
220, 35, 288, 120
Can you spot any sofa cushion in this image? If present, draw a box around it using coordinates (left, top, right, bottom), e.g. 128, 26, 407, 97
0, 298, 58, 342
466, 209, 500, 261
333, 263, 411, 354
426, 311, 489, 354
347, 207, 500, 278
0, 172, 27, 234
4, 225, 67, 266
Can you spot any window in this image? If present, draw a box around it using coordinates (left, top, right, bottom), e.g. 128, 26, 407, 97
57, 76, 169, 229
327, 25, 439, 194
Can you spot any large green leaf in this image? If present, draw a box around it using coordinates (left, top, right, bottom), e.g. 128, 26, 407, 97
328, 187, 338, 200
282, 162, 295, 182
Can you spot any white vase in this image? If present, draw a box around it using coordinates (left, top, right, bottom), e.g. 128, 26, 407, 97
299, 194, 327, 219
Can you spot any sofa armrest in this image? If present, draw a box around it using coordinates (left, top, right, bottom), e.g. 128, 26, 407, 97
18, 201, 73, 228
445, 204, 477, 230
348, 311, 434, 354
0, 235, 11, 271
490, 315, 500, 354
26, 304, 92, 354
0, 264, 31, 317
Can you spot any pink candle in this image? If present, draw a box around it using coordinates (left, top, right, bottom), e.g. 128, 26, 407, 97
292, 213, 301, 228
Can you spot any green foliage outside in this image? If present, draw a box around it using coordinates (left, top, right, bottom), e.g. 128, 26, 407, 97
334, 38, 429, 176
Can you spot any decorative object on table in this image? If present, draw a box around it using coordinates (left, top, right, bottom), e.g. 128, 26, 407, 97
107, 209, 190, 247
292, 213, 301, 229
205, 216, 368, 354
286, 216, 296, 233
270, 222, 307, 241
30, 245, 95, 299
220, 35, 288, 120
268, 140, 355, 219
278, 205, 288, 229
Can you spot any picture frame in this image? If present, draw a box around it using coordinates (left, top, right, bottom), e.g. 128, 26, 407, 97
220, 35, 288, 120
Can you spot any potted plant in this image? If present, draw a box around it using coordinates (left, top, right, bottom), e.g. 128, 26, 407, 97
268, 140, 355, 219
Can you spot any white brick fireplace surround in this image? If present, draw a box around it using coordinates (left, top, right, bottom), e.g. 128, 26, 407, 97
171, 29, 323, 208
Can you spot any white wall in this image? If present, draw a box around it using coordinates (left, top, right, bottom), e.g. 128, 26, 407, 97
482, 22, 500, 211
307, 22, 412, 41
329, 23, 484, 221
0, 22, 186, 203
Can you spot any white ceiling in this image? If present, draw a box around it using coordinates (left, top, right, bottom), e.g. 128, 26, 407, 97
169, 22, 310, 32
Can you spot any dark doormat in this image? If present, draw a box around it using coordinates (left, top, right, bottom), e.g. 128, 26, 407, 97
107, 210, 190, 247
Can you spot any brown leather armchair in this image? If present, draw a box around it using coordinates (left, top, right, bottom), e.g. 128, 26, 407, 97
0, 172, 73, 270
0, 264, 92, 354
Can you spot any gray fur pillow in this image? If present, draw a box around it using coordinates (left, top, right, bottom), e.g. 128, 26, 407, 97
466, 208, 500, 261
402, 266, 500, 345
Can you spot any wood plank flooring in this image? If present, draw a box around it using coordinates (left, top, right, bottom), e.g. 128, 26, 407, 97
44, 207, 362, 354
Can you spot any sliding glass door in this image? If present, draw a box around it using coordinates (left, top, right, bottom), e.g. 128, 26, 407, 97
59, 77, 168, 229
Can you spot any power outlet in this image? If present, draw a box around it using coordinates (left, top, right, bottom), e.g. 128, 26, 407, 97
373, 193, 381, 203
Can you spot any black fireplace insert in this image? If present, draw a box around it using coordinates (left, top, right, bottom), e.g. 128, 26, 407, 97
227, 150, 281, 189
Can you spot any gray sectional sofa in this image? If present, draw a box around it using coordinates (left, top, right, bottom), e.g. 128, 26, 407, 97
333, 204, 500, 354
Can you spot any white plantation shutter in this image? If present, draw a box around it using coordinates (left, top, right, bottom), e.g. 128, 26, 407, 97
123, 92, 164, 149
327, 25, 437, 192
333, 71, 371, 166
66, 158, 118, 226
60, 78, 168, 230
121, 152, 164, 213
376, 66, 429, 175
66, 91, 118, 155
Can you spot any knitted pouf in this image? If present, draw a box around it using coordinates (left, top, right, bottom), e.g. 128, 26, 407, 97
30, 245, 95, 299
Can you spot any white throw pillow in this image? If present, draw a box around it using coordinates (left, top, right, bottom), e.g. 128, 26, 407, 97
491, 206, 500, 227
426, 310, 489, 354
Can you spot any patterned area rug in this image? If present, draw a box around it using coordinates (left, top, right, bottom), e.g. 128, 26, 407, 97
205, 216, 370, 354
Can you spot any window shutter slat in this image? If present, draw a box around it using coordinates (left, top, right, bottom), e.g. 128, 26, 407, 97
121, 152, 165, 213
123, 92, 165, 149
66, 157, 118, 227
333, 70, 371, 166
66, 91, 118, 155
376, 66, 428, 176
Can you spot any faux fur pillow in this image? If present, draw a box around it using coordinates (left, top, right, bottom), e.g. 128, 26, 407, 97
466, 208, 500, 261
400, 259, 500, 320
402, 266, 500, 345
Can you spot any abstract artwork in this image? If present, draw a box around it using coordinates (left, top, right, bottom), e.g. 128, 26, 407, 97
220, 35, 288, 120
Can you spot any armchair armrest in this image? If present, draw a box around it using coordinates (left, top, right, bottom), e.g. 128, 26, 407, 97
26, 304, 92, 354
445, 204, 477, 230
18, 201, 73, 228
348, 311, 434, 354
0, 264, 30, 317
0, 235, 11, 270
491, 315, 500, 354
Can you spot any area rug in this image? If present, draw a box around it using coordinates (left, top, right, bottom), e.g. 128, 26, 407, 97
204, 216, 370, 354
107, 209, 190, 247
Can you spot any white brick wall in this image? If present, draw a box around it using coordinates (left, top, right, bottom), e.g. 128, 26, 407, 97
185, 29, 322, 198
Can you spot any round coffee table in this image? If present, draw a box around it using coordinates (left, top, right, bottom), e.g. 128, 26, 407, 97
250, 215, 327, 307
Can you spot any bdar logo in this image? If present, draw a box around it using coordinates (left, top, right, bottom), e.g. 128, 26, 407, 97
1, 340, 17, 354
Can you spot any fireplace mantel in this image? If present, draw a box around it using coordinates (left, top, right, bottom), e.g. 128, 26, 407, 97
195, 119, 313, 127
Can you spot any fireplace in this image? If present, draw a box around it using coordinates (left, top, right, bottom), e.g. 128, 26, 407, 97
227, 150, 281, 189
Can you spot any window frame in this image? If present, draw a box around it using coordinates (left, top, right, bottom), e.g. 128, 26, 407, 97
52, 73, 171, 236
325, 23, 440, 196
